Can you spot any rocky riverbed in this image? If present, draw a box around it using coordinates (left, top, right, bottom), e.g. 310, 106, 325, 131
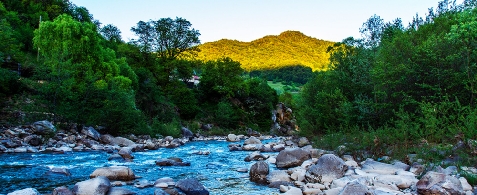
1, 121, 476, 195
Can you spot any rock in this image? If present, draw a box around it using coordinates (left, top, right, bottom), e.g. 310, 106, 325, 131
290, 168, 306, 182
305, 154, 347, 184
155, 158, 190, 166
228, 143, 242, 151
267, 170, 291, 183
53, 146, 72, 153
200, 123, 213, 131
52, 186, 74, 195
134, 179, 153, 188
375, 175, 418, 189
73, 176, 111, 195
7, 188, 41, 195
244, 151, 267, 162
145, 141, 158, 150
154, 177, 174, 186
181, 127, 193, 139
107, 187, 136, 195
410, 162, 425, 176
361, 159, 409, 175
298, 137, 310, 147
192, 150, 210, 155
24, 135, 42, 146
459, 177, 472, 191
118, 147, 133, 160
100, 134, 115, 144
281, 186, 302, 195
49, 167, 71, 176
249, 161, 269, 184
108, 154, 125, 161
175, 178, 209, 195
243, 144, 262, 151
14, 147, 27, 153
244, 136, 261, 145
90, 166, 136, 181
276, 148, 311, 168
226, 134, 240, 142
26, 147, 38, 153
111, 137, 135, 147
236, 168, 248, 173
272, 144, 285, 152
417, 171, 464, 195
338, 181, 370, 195
32, 120, 56, 135
81, 126, 101, 141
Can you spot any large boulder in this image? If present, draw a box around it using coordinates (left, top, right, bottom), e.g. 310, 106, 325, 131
73, 176, 111, 195
181, 127, 194, 139
175, 178, 209, 195
24, 135, 42, 146
244, 136, 261, 145
305, 154, 347, 184
118, 147, 134, 160
276, 148, 311, 168
361, 159, 410, 175
7, 188, 41, 195
111, 137, 135, 147
249, 161, 269, 184
338, 181, 370, 195
82, 127, 101, 141
226, 134, 240, 142
100, 134, 115, 144
90, 166, 136, 181
32, 120, 56, 135
416, 171, 464, 195
244, 151, 268, 162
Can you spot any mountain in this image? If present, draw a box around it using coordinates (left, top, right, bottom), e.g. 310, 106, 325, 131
195, 31, 335, 71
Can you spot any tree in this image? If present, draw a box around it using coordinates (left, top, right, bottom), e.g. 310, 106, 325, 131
100, 24, 122, 50
199, 57, 244, 101
360, 14, 384, 49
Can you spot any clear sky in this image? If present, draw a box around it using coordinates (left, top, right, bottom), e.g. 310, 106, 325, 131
71, 0, 444, 43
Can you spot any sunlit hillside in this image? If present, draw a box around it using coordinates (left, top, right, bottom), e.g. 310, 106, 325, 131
195, 31, 335, 71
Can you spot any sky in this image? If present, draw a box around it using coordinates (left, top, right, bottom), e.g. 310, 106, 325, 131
71, 0, 444, 43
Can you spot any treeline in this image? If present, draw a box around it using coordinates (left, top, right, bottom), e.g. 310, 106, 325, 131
0, 1, 277, 136
194, 31, 334, 71
297, 0, 477, 146
248, 65, 314, 85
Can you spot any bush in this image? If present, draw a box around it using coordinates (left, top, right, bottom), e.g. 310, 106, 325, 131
151, 118, 181, 138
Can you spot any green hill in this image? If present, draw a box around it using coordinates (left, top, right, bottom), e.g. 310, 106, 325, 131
195, 31, 335, 71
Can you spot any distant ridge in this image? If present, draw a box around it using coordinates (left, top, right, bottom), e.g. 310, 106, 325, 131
195, 31, 335, 71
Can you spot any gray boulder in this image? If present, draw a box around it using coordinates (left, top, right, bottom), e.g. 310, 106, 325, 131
267, 170, 291, 183
32, 120, 56, 135
175, 178, 209, 195
154, 189, 168, 195
52, 186, 73, 195
361, 159, 409, 175
276, 148, 311, 168
305, 154, 347, 184
48, 167, 71, 176
73, 176, 111, 195
118, 147, 133, 160
111, 137, 135, 147
249, 161, 269, 184
244, 136, 261, 145
181, 127, 193, 139
7, 188, 41, 195
226, 134, 240, 142
82, 127, 101, 141
297, 137, 310, 147
244, 151, 267, 162
24, 135, 42, 146
90, 166, 136, 181
338, 181, 370, 195
100, 134, 115, 144
417, 171, 464, 195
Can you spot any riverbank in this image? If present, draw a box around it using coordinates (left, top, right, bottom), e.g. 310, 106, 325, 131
1, 121, 477, 195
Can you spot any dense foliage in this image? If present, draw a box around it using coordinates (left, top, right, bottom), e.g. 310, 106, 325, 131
194, 31, 334, 71
0, 1, 278, 136
297, 0, 477, 148
249, 65, 314, 85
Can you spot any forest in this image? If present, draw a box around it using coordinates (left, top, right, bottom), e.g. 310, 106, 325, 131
297, 0, 477, 164
0, 0, 277, 137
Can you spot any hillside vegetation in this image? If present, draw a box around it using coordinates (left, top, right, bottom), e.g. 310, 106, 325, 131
195, 31, 334, 71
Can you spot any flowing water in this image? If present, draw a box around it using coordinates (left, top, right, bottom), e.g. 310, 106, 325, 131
0, 139, 280, 195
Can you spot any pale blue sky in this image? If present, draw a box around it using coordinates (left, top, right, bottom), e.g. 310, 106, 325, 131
71, 0, 444, 43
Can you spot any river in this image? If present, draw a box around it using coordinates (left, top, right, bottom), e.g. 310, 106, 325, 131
0, 139, 281, 194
